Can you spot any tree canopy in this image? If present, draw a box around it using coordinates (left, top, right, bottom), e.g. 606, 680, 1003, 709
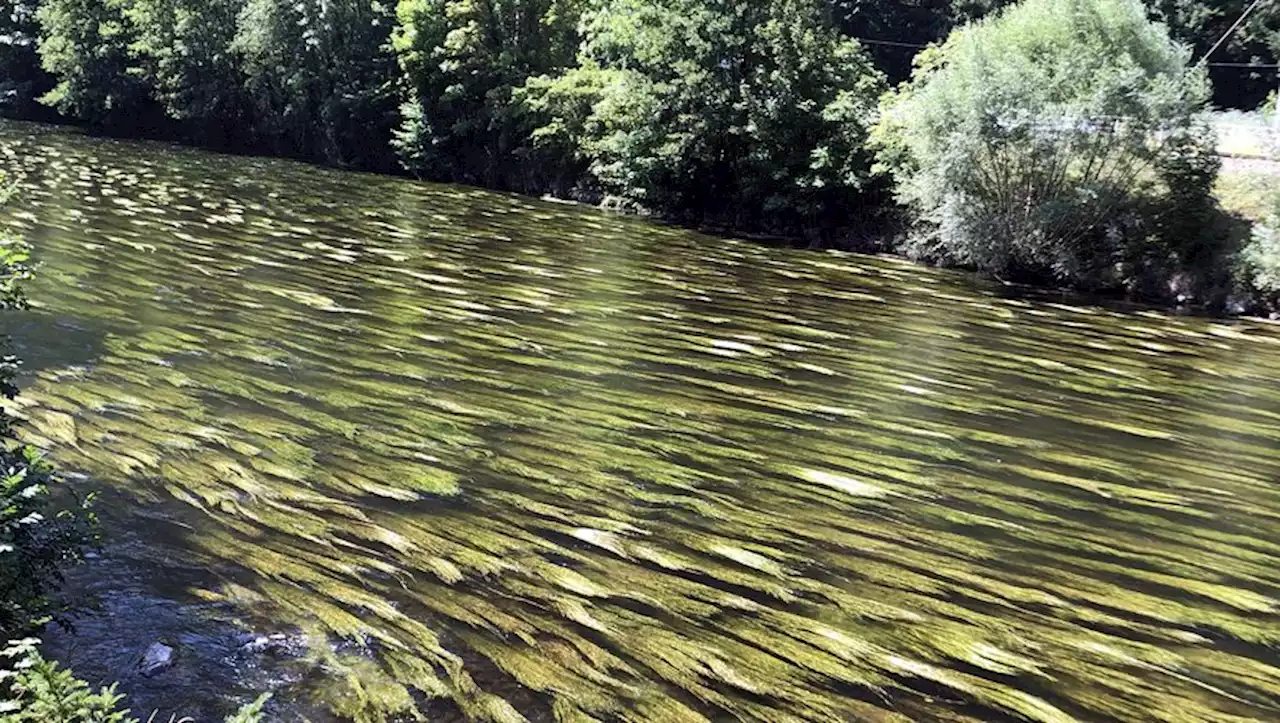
0, 0, 1274, 294
5, 0, 1273, 168
393, 0, 583, 189
521, 0, 884, 229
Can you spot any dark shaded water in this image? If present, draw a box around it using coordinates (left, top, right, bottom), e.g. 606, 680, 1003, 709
2, 121, 1280, 722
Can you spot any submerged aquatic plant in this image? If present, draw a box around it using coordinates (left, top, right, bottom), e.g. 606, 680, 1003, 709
0, 121, 1279, 722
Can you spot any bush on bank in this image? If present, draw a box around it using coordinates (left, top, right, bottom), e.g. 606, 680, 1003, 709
1240, 189, 1280, 309
872, 0, 1233, 300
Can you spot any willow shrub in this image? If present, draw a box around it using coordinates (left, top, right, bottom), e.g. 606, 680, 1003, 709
874, 0, 1225, 295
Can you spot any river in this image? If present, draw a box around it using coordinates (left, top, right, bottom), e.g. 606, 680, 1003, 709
1, 120, 1279, 723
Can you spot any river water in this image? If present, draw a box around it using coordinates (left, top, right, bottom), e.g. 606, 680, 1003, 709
1, 120, 1279, 723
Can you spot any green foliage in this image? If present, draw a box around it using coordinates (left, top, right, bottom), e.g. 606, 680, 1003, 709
1150, 0, 1280, 109
875, 0, 1220, 291
517, 63, 612, 195
0, 445, 91, 641
392, 0, 583, 189
0, 2, 53, 118
0, 193, 33, 311
0, 644, 272, 722
121, 0, 249, 147
223, 694, 270, 723
30, 0, 399, 165
1240, 189, 1280, 300
34, 0, 154, 127
232, 0, 400, 169
523, 0, 884, 230
0, 643, 130, 723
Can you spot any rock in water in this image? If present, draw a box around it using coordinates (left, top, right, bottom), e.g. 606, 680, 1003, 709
139, 642, 174, 676
239, 632, 304, 657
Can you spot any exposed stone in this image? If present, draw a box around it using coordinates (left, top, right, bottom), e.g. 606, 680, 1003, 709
239, 632, 304, 657
139, 642, 174, 676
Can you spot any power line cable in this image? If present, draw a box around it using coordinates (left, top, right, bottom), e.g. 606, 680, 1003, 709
855, 36, 1278, 69
852, 38, 929, 49
1195, 0, 1274, 67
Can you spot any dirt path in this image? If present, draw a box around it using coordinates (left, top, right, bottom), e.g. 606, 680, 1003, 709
1222, 155, 1280, 175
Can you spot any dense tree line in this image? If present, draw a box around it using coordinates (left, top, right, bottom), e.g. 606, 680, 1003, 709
0, 0, 1277, 305
1, 0, 901, 230
2, 1, 1275, 180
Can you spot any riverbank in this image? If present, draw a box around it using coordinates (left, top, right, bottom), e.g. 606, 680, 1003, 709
7, 113, 1280, 322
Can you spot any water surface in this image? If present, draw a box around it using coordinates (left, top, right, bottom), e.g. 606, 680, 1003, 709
2, 121, 1280, 722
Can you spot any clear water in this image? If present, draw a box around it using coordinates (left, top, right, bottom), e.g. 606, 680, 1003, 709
2, 120, 1280, 723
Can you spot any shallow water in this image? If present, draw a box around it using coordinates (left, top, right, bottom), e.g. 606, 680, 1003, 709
2, 120, 1280, 723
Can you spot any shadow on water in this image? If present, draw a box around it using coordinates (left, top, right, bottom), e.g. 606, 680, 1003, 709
0, 310, 108, 374
2, 118, 1280, 723
0, 310, 307, 720
42, 532, 320, 723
